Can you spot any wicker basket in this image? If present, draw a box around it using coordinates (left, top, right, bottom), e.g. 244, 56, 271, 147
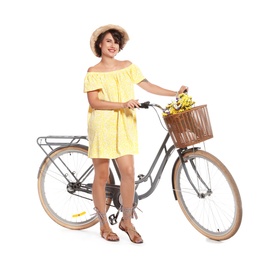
163, 105, 213, 148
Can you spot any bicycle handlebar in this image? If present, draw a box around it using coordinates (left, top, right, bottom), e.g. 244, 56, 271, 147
139, 101, 165, 111
139, 101, 150, 109
139, 90, 188, 110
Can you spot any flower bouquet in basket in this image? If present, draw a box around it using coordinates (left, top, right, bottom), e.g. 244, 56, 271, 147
162, 93, 213, 148
162, 93, 195, 116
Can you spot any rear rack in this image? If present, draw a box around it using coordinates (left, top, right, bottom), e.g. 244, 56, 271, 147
37, 135, 88, 156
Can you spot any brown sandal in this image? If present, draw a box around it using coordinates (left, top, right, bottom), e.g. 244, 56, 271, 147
94, 207, 119, 242
119, 218, 143, 244
100, 229, 119, 242
119, 206, 143, 244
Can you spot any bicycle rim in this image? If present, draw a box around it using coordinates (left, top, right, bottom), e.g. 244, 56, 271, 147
173, 149, 242, 240
37, 145, 113, 230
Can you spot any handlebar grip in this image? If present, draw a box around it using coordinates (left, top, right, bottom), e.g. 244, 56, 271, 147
139, 101, 150, 109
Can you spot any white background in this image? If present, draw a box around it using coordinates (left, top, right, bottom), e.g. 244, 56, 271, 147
1, 0, 273, 259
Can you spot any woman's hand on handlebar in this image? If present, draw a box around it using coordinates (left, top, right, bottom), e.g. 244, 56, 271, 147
122, 99, 140, 109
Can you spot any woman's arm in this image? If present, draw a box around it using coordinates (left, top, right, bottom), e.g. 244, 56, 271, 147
87, 90, 140, 109
137, 79, 188, 97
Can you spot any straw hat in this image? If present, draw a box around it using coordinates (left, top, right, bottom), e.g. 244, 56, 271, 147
90, 24, 129, 57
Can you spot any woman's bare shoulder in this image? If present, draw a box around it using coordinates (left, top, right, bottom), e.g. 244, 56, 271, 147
87, 67, 93, 72
87, 65, 98, 72
120, 60, 132, 68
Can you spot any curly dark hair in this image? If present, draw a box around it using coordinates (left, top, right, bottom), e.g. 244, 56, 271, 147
94, 29, 126, 57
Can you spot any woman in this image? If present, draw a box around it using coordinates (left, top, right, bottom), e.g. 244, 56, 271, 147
84, 24, 188, 243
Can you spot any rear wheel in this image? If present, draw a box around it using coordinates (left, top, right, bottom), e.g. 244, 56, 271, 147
37, 145, 114, 230
173, 149, 242, 240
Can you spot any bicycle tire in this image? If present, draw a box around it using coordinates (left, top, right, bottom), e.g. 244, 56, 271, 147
172, 149, 242, 241
37, 145, 115, 230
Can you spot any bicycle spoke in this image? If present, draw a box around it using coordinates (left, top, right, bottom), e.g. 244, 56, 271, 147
173, 150, 242, 240
38, 145, 114, 230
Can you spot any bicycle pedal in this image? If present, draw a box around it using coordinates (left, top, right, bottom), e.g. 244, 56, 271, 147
109, 214, 118, 225
137, 174, 145, 180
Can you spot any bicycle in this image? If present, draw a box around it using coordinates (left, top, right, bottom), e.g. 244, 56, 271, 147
36, 101, 242, 241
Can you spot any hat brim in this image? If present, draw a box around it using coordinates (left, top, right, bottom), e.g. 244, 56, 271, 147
90, 24, 129, 57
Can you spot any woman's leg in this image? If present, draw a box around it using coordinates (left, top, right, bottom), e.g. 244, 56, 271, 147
115, 155, 143, 243
92, 158, 119, 241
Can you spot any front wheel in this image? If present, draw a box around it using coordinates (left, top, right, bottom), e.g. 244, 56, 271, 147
172, 149, 242, 241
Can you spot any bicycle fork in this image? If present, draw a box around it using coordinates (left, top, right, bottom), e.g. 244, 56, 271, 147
177, 148, 212, 198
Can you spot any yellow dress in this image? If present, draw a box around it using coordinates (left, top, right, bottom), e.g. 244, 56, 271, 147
84, 64, 145, 159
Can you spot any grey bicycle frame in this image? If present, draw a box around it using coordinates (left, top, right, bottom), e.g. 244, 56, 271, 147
37, 133, 201, 201
111, 132, 176, 200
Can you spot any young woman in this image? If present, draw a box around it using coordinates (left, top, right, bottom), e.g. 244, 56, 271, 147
84, 24, 188, 243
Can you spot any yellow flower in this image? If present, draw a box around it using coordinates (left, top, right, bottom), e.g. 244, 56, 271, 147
163, 93, 195, 116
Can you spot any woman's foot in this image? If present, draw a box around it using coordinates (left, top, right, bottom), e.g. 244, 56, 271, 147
119, 218, 143, 244
94, 207, 119, 242
100, 228, 119, 242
